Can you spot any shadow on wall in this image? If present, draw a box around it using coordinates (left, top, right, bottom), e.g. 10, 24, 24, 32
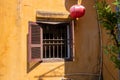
64, 0, 101, 80
64, 0, 77, 11
35, 64, 64, 80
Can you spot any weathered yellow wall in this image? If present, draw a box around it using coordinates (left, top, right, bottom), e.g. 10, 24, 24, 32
0, 0, 23, 80
0, 0, 118, 80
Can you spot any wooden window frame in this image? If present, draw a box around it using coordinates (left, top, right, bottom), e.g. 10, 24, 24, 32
28, 21, 74, 62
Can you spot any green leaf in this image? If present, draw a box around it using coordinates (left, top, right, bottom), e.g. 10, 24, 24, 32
113, 1, 119, 5
110, 55, 117, 62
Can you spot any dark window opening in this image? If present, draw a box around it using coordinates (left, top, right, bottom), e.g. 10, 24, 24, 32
42, 24, 68, 59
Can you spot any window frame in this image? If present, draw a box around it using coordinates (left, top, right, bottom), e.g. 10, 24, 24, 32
28, 20, 74, 62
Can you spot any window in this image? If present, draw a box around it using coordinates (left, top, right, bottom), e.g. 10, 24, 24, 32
28, 21, 74, 62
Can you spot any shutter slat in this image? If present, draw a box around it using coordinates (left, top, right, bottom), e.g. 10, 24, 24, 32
31, 26, 41, 44
28, 21, 43, 62
32, 47, 41, 58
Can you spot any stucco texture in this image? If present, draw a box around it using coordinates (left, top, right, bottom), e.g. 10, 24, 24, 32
0, 0, 118, 80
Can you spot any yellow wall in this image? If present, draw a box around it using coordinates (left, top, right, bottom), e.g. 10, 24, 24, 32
0, 0, 118, 80
0, 0, 22, 80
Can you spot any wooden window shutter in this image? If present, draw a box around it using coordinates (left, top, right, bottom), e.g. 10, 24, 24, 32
69, 20, 75, 59
28, 21, 43, 62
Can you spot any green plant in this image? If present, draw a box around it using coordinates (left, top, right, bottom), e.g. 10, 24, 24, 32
95, 0, 120, 69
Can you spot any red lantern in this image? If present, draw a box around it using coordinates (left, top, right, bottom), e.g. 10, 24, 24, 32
70, 5, 85, 19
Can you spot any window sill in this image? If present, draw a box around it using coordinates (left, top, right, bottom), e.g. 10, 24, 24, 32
42, 58, 73, 63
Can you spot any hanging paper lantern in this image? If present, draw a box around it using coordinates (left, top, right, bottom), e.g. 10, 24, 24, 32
70, 5, 85, 19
